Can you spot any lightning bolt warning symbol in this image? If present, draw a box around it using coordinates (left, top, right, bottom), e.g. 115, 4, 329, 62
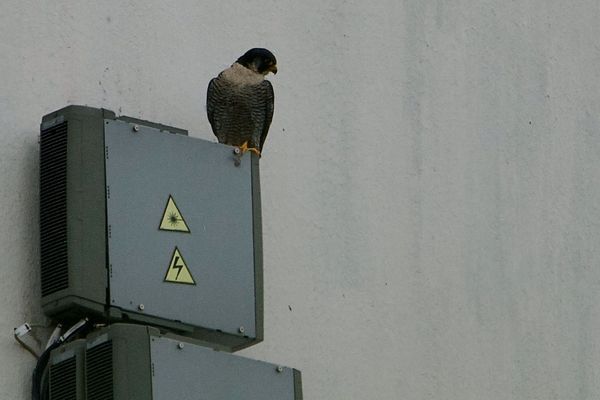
164, 247, 195, 285
173, 256, 184, 279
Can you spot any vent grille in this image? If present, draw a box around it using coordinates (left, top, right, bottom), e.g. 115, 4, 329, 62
49, 357, 77, 400
86, 341, 113, 400
40, 121, 69, 297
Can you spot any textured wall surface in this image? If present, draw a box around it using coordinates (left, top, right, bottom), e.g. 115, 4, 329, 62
2, 1, 600, 399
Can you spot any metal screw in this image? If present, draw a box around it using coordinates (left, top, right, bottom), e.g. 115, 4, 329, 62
276, 366, 284, 373
133, 125, 140, 132
233, 147, 241, 155
238, 326, 245, 334
177, 342, 185, 350
138, 304, 145, 311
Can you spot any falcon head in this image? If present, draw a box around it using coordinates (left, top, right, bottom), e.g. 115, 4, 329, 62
236, 48, 278, 75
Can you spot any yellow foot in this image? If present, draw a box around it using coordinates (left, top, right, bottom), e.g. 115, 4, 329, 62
238, 141, 261, 157
238, 141, 249, 153
247, 147, 261, 157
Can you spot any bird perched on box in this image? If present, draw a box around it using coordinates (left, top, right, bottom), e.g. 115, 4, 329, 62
207, 48, 277, 157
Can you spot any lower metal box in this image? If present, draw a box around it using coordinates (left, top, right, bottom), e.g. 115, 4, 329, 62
48, 324, 302, 400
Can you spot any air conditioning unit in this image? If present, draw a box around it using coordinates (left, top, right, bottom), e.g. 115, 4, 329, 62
40, 106, 263, 350
48, 324, 302, 400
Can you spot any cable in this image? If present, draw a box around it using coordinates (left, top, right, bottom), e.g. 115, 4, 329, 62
14, 323, 40, 359
31, 319, 90, 400
15, 336, 39, 359
45, 324, 62, 350
14, 322, 62, 359
31, 341, 59, 400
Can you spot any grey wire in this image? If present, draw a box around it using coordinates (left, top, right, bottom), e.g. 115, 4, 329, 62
14, 334, 39, 359
45, 324, 62, 350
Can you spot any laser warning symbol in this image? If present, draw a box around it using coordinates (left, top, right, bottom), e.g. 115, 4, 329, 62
164, 247, 195, 285
159, 195, 190, 233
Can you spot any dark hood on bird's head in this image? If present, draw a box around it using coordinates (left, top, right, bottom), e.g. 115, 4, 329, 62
236, 48, 277, 75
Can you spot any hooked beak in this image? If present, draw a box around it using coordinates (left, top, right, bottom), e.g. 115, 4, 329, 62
268, 64, 278, 74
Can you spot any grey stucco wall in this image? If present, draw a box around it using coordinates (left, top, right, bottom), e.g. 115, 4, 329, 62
2, 1, 600, 399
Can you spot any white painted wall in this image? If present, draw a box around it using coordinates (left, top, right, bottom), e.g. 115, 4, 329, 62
2, 1, 600, 399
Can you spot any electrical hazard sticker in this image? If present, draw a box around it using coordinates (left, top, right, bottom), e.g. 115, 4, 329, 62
164, 247, 196, 285
159, 195, 190, 233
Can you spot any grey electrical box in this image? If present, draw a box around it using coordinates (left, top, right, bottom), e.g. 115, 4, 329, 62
40, 106, 263, 351
48, 324, 302, 400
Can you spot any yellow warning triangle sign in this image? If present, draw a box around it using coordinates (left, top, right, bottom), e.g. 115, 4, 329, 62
164, 247, 195, 285
159, 195, 190, 233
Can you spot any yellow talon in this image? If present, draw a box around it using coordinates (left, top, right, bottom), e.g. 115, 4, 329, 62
247, 147, 261, 157
237, 141, 261, 157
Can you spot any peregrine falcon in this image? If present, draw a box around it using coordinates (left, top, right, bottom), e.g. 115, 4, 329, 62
207, 48, 277, 157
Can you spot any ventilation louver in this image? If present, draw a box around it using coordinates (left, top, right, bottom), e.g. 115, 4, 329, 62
40, 121, 69, 296
86, 341, 113, 400
49, 356, 77, 400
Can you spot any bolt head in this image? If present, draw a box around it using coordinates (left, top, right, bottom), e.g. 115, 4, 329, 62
133, 125, 140, 132
276, 366, 284, 373
138, 304, 145, 311
238, 326, 245, 334
233, 147, 241, 155
177, 342, 185, 349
